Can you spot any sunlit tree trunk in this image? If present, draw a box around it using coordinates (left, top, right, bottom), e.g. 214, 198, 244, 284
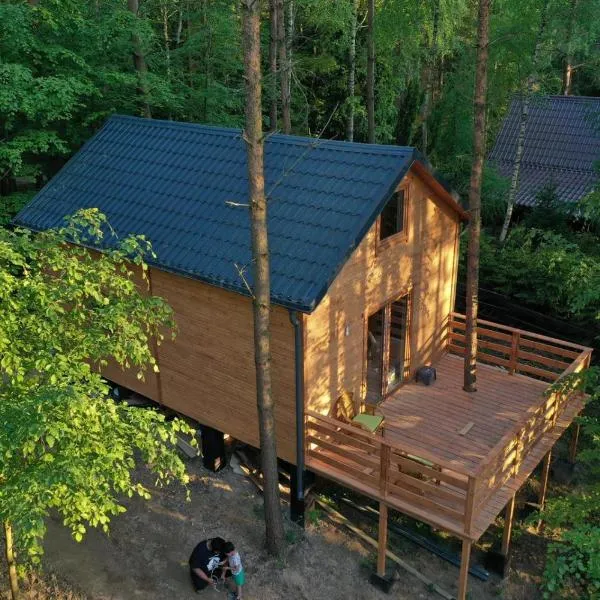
127, 0, 152, 118
562, 0, 578, 95
346, 0, 359, 141
241, 0, 286, 556
463, 0, 490, 393
367, 0, 375, 142
269, 0, 278, 130
499, 0, 549, 242
4, 522, 20, 600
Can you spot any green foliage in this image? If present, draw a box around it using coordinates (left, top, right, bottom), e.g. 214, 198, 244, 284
541, 370, 600, 598
474, 227, 600, 322
0, 209, 193, 568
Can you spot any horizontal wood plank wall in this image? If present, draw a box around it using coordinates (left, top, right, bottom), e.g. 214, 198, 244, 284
101, 262, 160, 399
304, 168, 460, 416
149, 270, 298, 464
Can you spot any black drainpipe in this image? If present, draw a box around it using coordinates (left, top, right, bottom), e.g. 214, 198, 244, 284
288, 310, 305, 516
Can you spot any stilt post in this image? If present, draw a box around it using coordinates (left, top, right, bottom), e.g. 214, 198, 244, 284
377, 503, 388, 576
369, 502, 394, 593
457, 539, 472, 600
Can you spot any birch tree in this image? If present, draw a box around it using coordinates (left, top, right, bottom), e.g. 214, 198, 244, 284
366, 0, 375, 142
241, 0, 286, 555
498, 0, 549, 242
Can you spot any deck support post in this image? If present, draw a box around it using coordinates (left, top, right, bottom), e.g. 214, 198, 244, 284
377, 503, 388, 576
199, 424, 226, 472
457, 539, 472, 600
569, 423, 580, 463
369, 502, 394, 593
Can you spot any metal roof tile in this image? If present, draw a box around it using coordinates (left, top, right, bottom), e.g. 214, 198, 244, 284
15, 115, 439, 312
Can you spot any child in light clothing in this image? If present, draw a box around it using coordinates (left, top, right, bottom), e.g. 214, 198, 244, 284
222, 541, 244, 600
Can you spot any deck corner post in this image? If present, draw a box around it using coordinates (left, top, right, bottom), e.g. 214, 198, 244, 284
369, 502, 394, 593
377, 503, 389, 576
457, 539, 472, 600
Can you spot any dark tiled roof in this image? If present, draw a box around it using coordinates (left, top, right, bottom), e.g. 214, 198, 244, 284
489, 95, 600, 206
15, 116, 455, 312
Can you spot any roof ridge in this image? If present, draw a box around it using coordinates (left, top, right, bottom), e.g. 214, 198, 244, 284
108, 114, 416, 157
494, 159, 598, 175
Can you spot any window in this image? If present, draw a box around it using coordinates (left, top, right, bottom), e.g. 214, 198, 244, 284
379, 189, 406, 241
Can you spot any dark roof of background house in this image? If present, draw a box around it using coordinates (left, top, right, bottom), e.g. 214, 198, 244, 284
15, 115, 459, 312
489, 95, 600, 207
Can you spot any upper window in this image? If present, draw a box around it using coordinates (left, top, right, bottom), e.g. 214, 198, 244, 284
379, 189, 406, 241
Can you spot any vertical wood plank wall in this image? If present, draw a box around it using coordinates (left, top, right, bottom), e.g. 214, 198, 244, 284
103, 269, 298, 464
303, 168, 460, 416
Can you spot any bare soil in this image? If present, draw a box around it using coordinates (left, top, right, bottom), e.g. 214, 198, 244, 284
2, 454, 546, 600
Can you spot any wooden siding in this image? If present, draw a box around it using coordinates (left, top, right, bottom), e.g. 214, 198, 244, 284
303, 168, 460, 416
104, 268, 298, 464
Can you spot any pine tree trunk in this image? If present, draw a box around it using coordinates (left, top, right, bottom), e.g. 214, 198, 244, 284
420, 0, 440, 153
277, 0, 291, 133
346, 0, 359, 142
562, 0, 578, 95
4, 522, 20, 600
285, 0, 294, 125
241, 0, 286, 557
463, 0, 490, 393
127, 0, 152, 118
269, 0, 278, 130
499, 0, 549, 242
367, 0, 375, 143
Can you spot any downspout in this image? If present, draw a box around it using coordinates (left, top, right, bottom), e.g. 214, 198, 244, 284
289, 310, 304, 502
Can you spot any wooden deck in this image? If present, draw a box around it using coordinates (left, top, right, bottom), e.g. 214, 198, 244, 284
305, 314, 592, 542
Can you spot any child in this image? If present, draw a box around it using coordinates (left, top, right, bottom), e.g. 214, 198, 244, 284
221, 541, 244, 600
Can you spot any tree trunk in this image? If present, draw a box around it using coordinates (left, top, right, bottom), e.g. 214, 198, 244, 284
277, 0, 291, 133
367, 0, 375, 143
420, 0, 440, 153
202, 0, 212, 122
562, 0, 578, 95
499, 0, 549, 242
269, 0, 278, 130
241, 0, 286, 556
346, 0, 359, 141
127, 0, 152, 118
463, 0, 490, 393
4, 522, 20, 600
285, 0, 294, 126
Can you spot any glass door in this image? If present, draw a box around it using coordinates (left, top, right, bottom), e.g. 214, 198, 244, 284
365, 294, 410, 402
366, 308, 385, 403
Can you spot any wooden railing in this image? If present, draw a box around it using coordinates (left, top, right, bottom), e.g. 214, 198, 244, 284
305, 410, 478, 536
447, 312, 589, 382
305, 317, 592, 539
448, 312, 592, 512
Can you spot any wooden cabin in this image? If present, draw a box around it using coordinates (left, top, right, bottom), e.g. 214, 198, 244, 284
16, 116, 592, 599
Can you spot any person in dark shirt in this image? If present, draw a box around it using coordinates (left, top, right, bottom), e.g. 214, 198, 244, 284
189, 537, 227, 592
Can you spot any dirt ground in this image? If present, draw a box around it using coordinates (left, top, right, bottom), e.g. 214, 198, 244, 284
2, 453, 546, 600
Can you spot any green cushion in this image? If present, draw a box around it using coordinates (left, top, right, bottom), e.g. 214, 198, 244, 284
407, 454, 434, 468
352, 413, 383, 432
